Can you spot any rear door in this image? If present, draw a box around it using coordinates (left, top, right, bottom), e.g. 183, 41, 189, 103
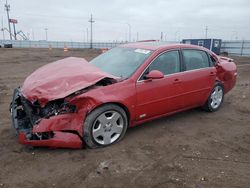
180, 49, 216, 108
135, 50, 184, 120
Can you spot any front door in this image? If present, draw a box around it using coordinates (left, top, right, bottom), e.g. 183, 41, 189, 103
135, 50, 183, 121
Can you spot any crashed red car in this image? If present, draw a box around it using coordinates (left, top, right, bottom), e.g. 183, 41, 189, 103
10, 43, 237, 149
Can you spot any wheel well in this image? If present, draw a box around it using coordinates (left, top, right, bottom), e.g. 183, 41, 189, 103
215, 80, 224, 88
89, 102, 131, 125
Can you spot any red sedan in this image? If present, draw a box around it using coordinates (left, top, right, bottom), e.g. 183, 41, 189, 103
10, 43, 237, 149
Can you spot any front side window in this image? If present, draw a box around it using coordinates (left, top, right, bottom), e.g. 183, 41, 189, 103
148, 50, 180, 75
182, 50, 210, 71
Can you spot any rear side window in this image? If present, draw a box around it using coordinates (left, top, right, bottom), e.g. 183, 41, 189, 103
182, 50, 210, 71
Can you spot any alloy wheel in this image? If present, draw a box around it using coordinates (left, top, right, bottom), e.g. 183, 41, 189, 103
92, 111, 124, 145
210, 85, 223, 109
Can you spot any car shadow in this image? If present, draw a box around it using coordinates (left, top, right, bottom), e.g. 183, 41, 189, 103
17, 108, 211, 152
126, 108, 204, 135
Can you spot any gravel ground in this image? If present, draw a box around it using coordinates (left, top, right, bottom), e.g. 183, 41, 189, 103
0, 48, 249, 188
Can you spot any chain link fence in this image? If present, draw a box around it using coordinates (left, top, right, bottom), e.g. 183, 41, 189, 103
221, 40, 250, 56
1, 39, 250, 56
0, 40, 126, 49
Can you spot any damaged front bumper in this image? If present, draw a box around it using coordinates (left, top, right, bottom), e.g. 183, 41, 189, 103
10, 88, 83, 149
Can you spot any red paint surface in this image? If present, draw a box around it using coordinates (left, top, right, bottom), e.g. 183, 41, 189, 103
21, 57, 117, 106
32, 113, 85, 136
18, 131, 82, 149
17, 44, 237, 148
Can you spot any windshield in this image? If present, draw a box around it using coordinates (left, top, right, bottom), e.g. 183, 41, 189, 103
91, 47, 152, 78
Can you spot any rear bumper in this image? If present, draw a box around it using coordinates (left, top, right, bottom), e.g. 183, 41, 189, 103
10, 88, 83, 149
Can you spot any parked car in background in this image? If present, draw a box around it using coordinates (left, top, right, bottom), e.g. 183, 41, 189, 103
0, 43, 13, 48
10, 42, 237, 149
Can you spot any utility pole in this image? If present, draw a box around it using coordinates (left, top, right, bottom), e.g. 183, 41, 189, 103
126, 23, 131, 42
136, 32, 139, 41
32, 29, 34, 40
86, 28, 89, 43
174, 31, 179, 41
205, 26, 208, 39
45, 28, 48, 41
27, 32, 30, 40
8, 19, 18, 40
12, 21, 16, 40
4, 0, 12, 40
88, 14, 94, 49
86, 28, 88, 43
231, 31, 238, 40
160, 32, 163, 41
1, 16, 5, 40
82, 29, 85, 42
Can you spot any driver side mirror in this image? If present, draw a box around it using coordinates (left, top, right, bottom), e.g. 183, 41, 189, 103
145, 70, 164, 80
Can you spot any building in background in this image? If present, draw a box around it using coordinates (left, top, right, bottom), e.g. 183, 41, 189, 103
182, 39, 222, 55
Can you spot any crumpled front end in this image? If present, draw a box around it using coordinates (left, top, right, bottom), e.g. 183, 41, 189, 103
10, 88, 84, 149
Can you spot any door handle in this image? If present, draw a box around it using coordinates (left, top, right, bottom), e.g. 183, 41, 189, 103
173, 78, 182, 84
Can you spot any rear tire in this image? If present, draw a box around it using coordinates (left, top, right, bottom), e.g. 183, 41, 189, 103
83, 104, 128, 149
203, 82, 224, 112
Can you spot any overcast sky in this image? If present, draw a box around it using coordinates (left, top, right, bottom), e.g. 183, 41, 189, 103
0, 0, 249, 42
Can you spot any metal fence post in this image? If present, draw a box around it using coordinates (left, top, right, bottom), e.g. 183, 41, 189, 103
240, 40, 245, 56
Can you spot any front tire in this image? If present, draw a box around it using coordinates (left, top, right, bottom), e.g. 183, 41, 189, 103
203, 82, 224, 112
83, 104, 128, 148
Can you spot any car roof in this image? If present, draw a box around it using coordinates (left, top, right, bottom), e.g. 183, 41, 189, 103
120, 42, 207, 51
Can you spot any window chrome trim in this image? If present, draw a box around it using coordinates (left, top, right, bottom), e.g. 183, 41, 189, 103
137, 66, 214, 83
181, 66, 214, 73
137, 48, 215, 83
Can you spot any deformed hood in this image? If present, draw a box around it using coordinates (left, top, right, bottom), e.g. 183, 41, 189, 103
21, 57, 116, 106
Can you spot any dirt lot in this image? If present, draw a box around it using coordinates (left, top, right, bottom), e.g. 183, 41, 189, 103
0, 48, 249, 188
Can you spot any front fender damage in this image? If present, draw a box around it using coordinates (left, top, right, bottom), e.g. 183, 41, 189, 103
10, 88, 85, 148
18, 131, 82, 149
10, 82, 109, 149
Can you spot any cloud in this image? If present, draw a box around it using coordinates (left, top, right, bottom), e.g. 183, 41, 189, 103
0, 0, 249, 41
